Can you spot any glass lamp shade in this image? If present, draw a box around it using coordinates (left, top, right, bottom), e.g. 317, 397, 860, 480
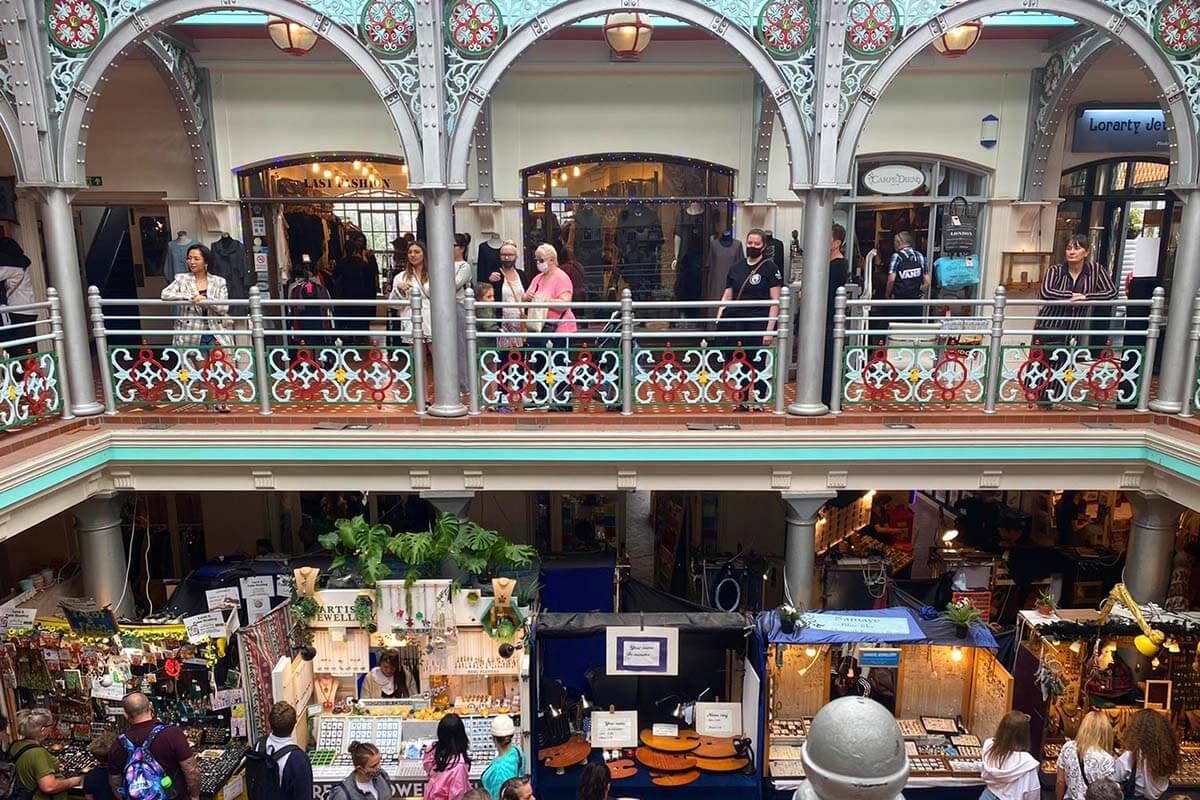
603, 12, 653, 60
931, 19, 981, 57
267, 15, 318, 56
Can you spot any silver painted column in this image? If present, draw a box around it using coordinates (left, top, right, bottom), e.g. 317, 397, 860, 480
1125, 491, 1182, 605
421, 491, 474, 518
74, 492, 134, 618
417, 188, 467, 417
790, 189, 837, 415
1151, 188, 1200, 413
39, 185, 102, 415
782, 492, 835, 609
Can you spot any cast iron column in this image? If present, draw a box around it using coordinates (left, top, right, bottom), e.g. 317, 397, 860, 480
38, 185, 102, 415
1125, 491, 1182, 605
790, 189, 837, 415
74, 492, 134, 617
1151, 188, 1200, 413
782, 492, 835, 609
417, 188, 467, 417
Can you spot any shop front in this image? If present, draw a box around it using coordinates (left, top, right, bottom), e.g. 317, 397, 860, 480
235, 154, 418, 296
841, 156, 990, 306
521, 154, 735, 304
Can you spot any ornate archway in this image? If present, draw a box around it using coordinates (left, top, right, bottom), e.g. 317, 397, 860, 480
139, 36, 218, 201
54, 0, 425, 189
443, 0, 816, 190
834, 0, 1200, 188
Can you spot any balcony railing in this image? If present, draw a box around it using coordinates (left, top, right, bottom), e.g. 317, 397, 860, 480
0, 291, 70, 431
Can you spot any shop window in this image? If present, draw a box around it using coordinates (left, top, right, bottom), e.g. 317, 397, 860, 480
1059, 169, 1090, 197
520, 154, 735, 304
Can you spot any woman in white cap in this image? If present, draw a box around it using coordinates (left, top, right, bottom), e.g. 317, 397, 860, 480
481, 715, 523, 800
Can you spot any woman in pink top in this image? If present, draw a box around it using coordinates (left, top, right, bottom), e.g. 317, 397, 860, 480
524, 243, 577, 336
422, 714, 471, 800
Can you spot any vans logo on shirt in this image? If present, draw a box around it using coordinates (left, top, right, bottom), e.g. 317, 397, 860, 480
897, 266, 923, 281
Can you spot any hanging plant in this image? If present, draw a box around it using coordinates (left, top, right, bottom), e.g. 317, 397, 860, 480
353, 595, 377, 633
289, 593, 320, 647
318, 515, 394, 587
388, 513, 537, 586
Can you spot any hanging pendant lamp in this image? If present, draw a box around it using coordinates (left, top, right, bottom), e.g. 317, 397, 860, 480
267, 15, 318, 56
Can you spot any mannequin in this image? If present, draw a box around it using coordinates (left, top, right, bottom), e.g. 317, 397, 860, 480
210, 232, 249, 300
672, 201, 705, 311
616, 201, 664, 299
164, 230, 199, 280
705, 228, 743, 308
764, 229, 786, 276
315, 673, 339, 710
478, 233, 503, 297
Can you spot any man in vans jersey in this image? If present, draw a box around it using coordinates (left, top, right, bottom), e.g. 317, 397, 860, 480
885, 230, 929, 321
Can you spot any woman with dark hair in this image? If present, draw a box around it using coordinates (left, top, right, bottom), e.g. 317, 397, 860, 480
161, 243, 233, 411
422, 714, 470, 800
331, 741, 392, 800
389, 241, 432, 344
576, 762, 610, 800
1119, 708, 1179, 799
332, 238, 380, 345
453, 233, 473, 396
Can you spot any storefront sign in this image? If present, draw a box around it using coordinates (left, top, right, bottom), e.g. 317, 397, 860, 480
590, 710, 638, 748
862, 164, 926, 195
695, 702, 742, 737
310, 590, 374, 627
1073, 107, 1169, 153
797, 610, 916, 638
606, 625, 678, 675
858, 647, 902, 667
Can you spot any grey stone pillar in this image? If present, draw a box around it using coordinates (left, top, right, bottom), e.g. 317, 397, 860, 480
782, 492, 835, 610
1151, 188, 1200, 413
415, 188, 467, 417
421, 491, 474, 519
74, 492, 134, 618
790, 189, 837, 415
1125, 491, 1182, 605
38, 186, 102, 415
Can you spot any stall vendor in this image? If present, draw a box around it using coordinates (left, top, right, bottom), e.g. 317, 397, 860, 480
361, 652, 416, 699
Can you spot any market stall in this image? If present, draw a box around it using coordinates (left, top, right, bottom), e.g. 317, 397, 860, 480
529, 612, 758, 800
758, 607, 1011, 799
0, 594, 247, 800
1012, 585, 1200, 791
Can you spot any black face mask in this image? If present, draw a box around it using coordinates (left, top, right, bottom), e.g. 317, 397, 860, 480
746, 246, 764, 259
500, 258, 517, 267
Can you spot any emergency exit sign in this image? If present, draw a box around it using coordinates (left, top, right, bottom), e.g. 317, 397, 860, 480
85, 176, 103, 187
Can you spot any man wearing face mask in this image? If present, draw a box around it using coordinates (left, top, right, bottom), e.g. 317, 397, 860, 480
716, 228, 783, 410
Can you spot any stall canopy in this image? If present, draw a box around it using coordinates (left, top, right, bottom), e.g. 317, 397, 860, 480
537, 611, 749, 638
760, 607, 999, 649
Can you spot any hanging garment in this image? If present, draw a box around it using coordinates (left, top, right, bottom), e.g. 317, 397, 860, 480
164, 239, 199, 280
210, 236, 250, 300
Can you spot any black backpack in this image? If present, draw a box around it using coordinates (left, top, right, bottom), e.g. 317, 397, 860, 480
244, 738, 301, 800
1, 742, 46, 800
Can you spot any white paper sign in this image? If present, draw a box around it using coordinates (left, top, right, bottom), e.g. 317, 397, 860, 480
225, 775, 244, 800
90, 678, 126, 701
275, 575, 294, 597
0, 608, 37, 632
206, 588, 240, 611
590, 711, 638, 748
798, 613, 913, 636
240, 576, 275, 598
606, 626, 678, 676
695, 702, 742, 737
251, 217, 267, 237
652, 724, 679, 738
246, 596, 272, 624
184, 611, 227, 644
1133, 237, 1162, 278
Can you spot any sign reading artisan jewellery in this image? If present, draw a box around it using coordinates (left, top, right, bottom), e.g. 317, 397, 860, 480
862, 164, 927, 195
1072, 107, 1169, 153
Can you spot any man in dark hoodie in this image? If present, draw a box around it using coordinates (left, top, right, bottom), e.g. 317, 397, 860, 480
247, 702, 312, 800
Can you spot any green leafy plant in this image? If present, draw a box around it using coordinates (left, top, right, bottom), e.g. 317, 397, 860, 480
387, 513, 536, 585
941, 600, 984, 629
318, 516, 394, 587
516, 578, 541, 609
1035, 589, 1056, 613
353, 595, 377, 632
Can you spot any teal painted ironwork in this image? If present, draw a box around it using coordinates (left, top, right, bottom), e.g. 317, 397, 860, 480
840, 344, 988, 406
478, 345, 621, 408
634, 344, 775, 406
107, 344, 258, 407
997, 344, 1143, 407
267, 345, 415, 405
0, 352, 61, 430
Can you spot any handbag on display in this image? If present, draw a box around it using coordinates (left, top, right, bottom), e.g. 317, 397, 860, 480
941, 196, 977, 255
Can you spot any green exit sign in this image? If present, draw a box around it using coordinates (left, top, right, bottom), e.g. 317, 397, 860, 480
85, 176, 102, 187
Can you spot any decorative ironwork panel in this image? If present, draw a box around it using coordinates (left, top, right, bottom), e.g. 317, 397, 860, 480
839, 0, 940, 120
479, 346, 620, 408
0, 352, 61, 430
1033, 34, 1104, 136
998, 344, 1142, 406
841, 345, 987, 406
443, 0, 815, 129
268, 345, 414, 404
633, 345, 774, 406
108, 345, 257, 406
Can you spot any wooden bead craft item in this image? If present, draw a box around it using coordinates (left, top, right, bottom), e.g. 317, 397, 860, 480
639, 729, 701, 752
693, 736, 737, 759
909, 756, 948, 773
691, 756, 750, 772
542, 738, 590, 770
896, 719, 926, 738
608, 760, 638, 780
650, 769, 701, 786
950, 734, 980, 748
635, 748, 696, 772
920, 717, 958, 734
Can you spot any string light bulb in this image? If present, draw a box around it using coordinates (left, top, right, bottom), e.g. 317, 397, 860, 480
353, 160, 361, 169
950, 646, 964, 662
804, 646, 817, 658
311, 163, 320, 173
323, 170, 332, 179
573, 165, 581, 177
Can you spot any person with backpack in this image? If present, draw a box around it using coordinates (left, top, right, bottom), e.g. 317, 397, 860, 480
245, 703, 311, 800
8, 708, 81, 800
330, 741, 392, 800
884, 230, 929, 323
106, 693, 198, 800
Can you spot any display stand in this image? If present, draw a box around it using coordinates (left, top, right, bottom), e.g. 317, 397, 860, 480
756, 607, 1011, 800
530, 612, 758, 800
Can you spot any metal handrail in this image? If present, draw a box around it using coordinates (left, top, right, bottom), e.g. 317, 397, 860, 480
0, 288, 72, 424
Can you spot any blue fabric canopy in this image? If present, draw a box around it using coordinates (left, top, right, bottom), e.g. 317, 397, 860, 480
761, 607, 998, 649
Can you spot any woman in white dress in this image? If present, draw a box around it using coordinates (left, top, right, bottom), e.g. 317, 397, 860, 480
388, 241, 432, 344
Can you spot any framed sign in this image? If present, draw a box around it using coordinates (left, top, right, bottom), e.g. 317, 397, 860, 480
1144, 680, 1172, 710
695, 702, 742, 737
606, 626, 678, 676
590, 710, 638, 748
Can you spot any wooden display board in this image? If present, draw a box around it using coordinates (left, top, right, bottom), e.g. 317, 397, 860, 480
897, 645, 973, 721
768, 644, 830, 719
968, 648, 1013, 740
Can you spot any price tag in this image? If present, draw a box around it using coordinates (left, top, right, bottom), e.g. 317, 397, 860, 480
652, 724, 679, 738
590, 711, 638, 748
183, 611, 227, 644
240, 576, 274, 598
90, 678, 126, 701
206, 587, 240, 611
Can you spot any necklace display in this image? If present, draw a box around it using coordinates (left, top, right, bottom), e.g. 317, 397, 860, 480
315, 674, 339, 710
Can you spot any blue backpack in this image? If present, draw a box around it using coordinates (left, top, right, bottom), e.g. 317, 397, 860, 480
120, 725, 171, 800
